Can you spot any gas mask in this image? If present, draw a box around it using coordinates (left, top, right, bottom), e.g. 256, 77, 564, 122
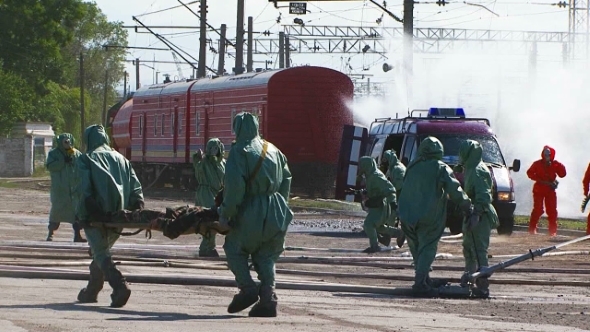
210, 145, 220, 157
543, 148, 552, 163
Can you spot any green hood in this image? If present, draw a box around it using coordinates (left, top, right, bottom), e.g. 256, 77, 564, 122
359, 156, 378, 175
418, 136, 444, 160
205, 138, 225, 158
383, 149, 399, 165
83, 124, 110, 153
55, 133, 75, 153
233, 112, 259, 142
459, 139, 482, 168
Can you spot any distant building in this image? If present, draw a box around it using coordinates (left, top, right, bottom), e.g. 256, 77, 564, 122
10, 122, 55, 158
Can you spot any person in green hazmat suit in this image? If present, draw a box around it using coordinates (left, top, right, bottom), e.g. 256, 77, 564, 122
218, 112, 293, 317
398, 136, 473, 297
76, 124, 144, 308
357, 156, 403, 253
454, 140, 498, 295
45, 133, 86, 242
192, 138, 226, 257
382, 149, 407, 248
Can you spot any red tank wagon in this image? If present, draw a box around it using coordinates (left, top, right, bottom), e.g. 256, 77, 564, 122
110, 66, 354, 196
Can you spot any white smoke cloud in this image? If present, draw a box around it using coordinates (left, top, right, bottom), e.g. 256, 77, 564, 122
349, 46, 590, 220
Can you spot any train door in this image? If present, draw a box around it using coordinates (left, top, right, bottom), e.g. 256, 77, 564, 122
335, 125, 369, 201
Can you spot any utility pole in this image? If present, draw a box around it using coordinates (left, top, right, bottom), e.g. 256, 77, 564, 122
403, 0, 414, 108
247, 16, 253, 72
198, 0, 207, 78
79, 52, 85, 137
279, 31, 285, 68
102, 70, 109, 127
218, 24, 227, 76
285, 35, 291, 68
235, 0, 245, 74
135, 58, 140, 90
123, 71, 128, 97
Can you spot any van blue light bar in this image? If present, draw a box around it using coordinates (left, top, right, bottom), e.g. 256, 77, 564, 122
428, 107, 465, 117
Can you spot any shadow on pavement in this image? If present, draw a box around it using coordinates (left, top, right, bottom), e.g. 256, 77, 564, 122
0, 302, 239, 321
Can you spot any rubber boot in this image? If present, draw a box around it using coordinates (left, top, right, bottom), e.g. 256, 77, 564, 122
73, 222, 87, 243
227, 286, 259, 314
396, 231, 406, 248
473, 267, 490, 298
249, 286, 278, 317
103, 258, 131, 308
46, 230, 54, 241
362, 244, 382, 254
77, 260, 105, 303
412, 272, 439, 298
377, 233, 391, 247
73, 232, 87, 243
198, 248, 220, 258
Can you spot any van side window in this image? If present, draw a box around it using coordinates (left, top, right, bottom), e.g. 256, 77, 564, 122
409, 138, 418, 162
370, 138, 384, 162
402, 136, 416, 165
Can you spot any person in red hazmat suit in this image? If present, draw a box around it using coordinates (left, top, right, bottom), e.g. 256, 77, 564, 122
582, 163, 590, 235
526, 145, 566, 236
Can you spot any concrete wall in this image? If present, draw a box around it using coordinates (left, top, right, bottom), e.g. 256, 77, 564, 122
0, 137, 34, 177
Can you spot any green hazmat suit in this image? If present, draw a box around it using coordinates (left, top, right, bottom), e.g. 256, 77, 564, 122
383, 150, 406, 194
46, 133, 82, 228
358, 156, 400, 249
219, 112, 293, 292
383, 149, 406, 226
456, 140, 499, 275
193, 138, 226, 254
398, 136, 471, 294
77, 125, 144, 266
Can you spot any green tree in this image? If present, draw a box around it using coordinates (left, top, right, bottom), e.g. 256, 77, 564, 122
0, 0, 85, 91
61, 1, 128, 128
0, 69, 34, 135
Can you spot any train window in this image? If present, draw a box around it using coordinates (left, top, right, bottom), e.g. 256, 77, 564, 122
154, 115, 158, 136
195, 112, 201, 135
170, 112, 175, 137
231, 109, 237, 133
178, 112, 183, 135
139, 115, 144, 137
161, 114, 165, 136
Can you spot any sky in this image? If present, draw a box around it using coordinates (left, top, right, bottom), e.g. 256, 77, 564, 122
93, 0, 573, 88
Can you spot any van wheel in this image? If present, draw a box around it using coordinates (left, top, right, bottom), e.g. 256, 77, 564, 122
497, 217, 514, 236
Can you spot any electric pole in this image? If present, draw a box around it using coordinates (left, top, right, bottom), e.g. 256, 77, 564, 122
102, 70, 109, 127
135, 58, 140, 90
198, 0, 207, 78
279, 31, 285, 68
285, 34, 291, 68
79, 52, 85, 138
123, 71, 128, 97
218, 24, 227, 76
235, 0, 245, 74
247, 16, 253, 72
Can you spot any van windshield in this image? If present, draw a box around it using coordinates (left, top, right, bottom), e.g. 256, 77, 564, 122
419, 134, 505, 166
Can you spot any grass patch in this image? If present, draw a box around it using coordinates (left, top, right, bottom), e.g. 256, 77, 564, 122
0, 180, 18, 189
32, 167, 49, 178
289, 198, 363, 212
514, 215, 586, 232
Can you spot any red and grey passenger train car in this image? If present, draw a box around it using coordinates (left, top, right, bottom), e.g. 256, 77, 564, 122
110, 66, 354, 196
